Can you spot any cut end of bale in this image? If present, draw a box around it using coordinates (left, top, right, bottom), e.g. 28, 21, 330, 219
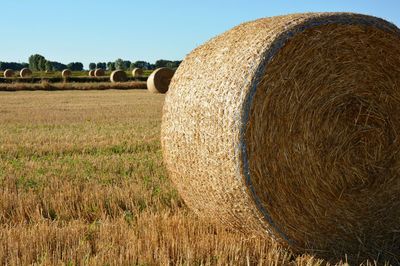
3, 69, 14, 78
94, 68, 105, 77
61, 69, 71, 78
110, 70, 127, 83
20, 68, 32, 78
147, 68, 175, 94
161, 12, 400, 263
88, 70, 95, 77
132, 68, 144, 78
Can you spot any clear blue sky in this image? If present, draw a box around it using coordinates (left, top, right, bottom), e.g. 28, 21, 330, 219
1, 0, 399, 68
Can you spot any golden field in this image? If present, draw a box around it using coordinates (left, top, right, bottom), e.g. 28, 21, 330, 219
0, 90, 385, 265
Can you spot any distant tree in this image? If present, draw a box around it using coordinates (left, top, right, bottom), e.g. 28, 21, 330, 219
89, 63, 96, 70
29, 54, 46, 71
166, 61, 175, 69
50, 61, 67, 71
45, 60, 53, 72
173, 60, 182, 68
67, 62, 83, 71
114, 59, 132, 70
155, 59, 182, 69
96, 62, 107, 70
123, 60, 131, 70
0, 61, 28, 71
132, 60, 151, 70
114, 58, 125, 70
28, 54, 71, 72
77, 62, 84, 71
154, 59, 169, 69
107, 62, 115, 71
38, 57, 47, 71
28, 55, 36, 70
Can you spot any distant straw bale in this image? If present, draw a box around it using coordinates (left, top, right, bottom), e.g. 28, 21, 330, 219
94, 68, 105, 77
161, 12, 400, 263
132, 68, 144, 78
3, 69, 14, 78
110, 70, 127, 83
20, 68, 32, 78
61, 69, 71, 78
147, 68, 174, 93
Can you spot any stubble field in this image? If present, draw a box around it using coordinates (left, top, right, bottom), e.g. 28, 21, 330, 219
0, 90, 378, 265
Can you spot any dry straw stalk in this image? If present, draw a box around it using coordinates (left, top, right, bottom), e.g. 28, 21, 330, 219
161, 12, 400, 263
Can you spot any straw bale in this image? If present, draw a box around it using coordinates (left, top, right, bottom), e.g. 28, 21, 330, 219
88, 70, 95, 77
20, 68, 32, 78
61, 69, 71, 78
132, 68, 144, 77
161, 13, 400, 263
94, 68, 105, 77
147, 67, 174, 93
110, 70, 127, 83
3, 69, 14, 78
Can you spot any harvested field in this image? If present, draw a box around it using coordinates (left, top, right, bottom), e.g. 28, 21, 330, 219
0, 90, 389, 265
0, 76, 147, 84
0, 70, 151, 84
0, 81, 147, 91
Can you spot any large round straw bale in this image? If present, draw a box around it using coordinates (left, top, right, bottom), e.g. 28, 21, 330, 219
147, 68, 174, 93
88, 70, 95, 77
3, 69, 14, 78
19, 68, 32, 78
94, 68, 105, 77
110, 70, 127, 83
61, 69, 71, 78
161, 13, 400, 262
132, 68, 144, 77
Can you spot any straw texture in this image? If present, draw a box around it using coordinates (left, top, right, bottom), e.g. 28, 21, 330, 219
88, 70, 95, 77
110, 70, 127, 83
3, 69, 14, 78
147, 67, 174, 94
161, 13, 400, 263
132, 68, 144, 78
94, 68, 105, 77
61, 69, 71, 78
19, 68, 32, 78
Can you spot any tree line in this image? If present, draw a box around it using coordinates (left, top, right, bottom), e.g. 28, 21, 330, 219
0, 62, 29, 71
0, 54, 182, 71
27, 54, 84, 71
89, 59, 182, 71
